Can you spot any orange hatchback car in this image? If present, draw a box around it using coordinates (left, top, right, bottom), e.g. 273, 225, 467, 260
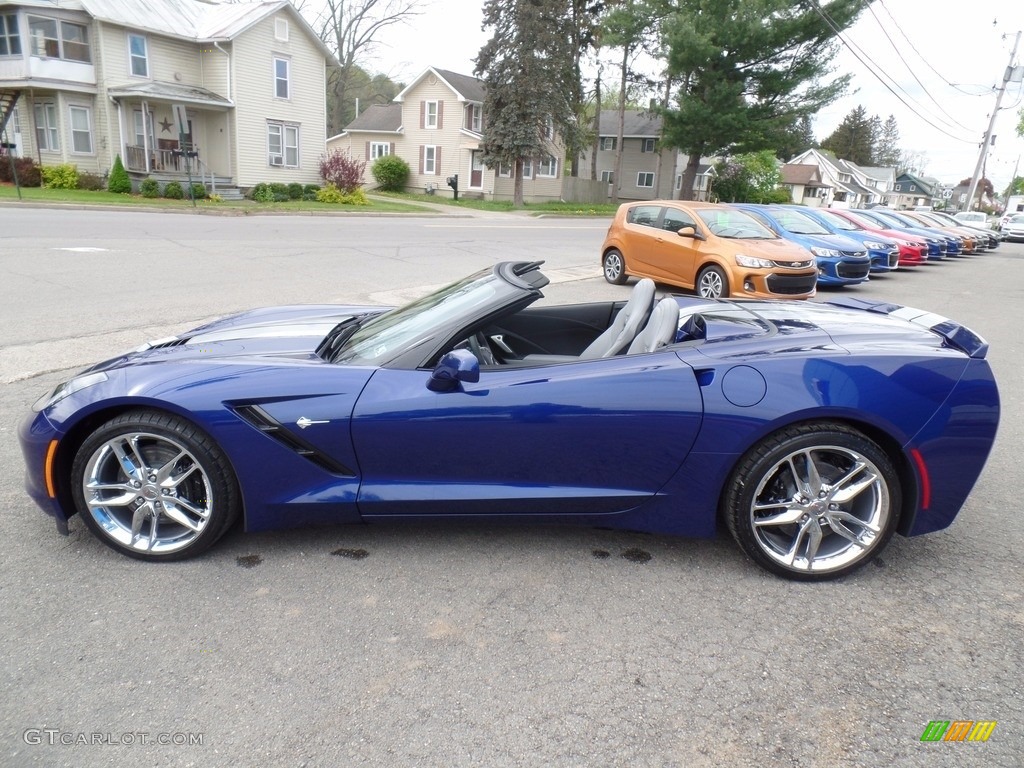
601, 201, 818, 299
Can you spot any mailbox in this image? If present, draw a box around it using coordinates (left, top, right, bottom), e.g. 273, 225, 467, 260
446, 174, 459, 201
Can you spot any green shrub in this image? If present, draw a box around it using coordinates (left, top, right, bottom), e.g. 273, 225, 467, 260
316, 183, 369, 205
270, 182, 289, 197
287, 182, 304, 200
108, 154, 132, 193
371, 155, 409, 192
41, 163, 79, 190
251, 183, 274, 202
273, 192, 290, 202
163, 180, 184, 199
0, 156, 42, 186
189, 182, 207, 200
302, 191, 318, 201
303, 183, 321, 195
140, 178, 160, 198
77, 171, 105, 191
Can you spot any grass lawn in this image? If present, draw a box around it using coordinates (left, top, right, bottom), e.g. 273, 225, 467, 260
0, 184, 436, 214
373, 190, 618, 216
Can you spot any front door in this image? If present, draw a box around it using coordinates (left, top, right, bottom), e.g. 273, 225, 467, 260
470, 150, 484, 189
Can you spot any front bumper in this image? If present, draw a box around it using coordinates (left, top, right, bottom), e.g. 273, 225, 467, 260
18, 410, 71, 534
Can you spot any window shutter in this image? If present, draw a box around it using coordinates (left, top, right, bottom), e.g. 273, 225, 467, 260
365, 141, 370, 161
435, 147, 441, 175
419, 145, 424, 174
390, 142, 395, 155
437, 101, 443, 129
420, 101, 425, 129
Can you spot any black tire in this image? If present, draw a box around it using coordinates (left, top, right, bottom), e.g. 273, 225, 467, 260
723, 423, 900, 581
696, 264, 728, 298
71, 409, 240, 561
602, 249, 628, 285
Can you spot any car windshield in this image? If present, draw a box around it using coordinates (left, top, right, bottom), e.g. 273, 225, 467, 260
816, 210, 859, 231
1010, 214, 1024, 224
696, 209, 776, 239
332, 270, 500, 365
771, 209, 831, 235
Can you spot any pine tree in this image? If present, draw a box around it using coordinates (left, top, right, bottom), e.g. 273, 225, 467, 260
475, 0, 577, 207
107, 154, 131, 194
820, 106, 875, 166
874, 114, 901, 167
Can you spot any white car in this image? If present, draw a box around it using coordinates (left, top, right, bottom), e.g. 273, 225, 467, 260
1002, 213, 1024, 242
953, 211, 992, 230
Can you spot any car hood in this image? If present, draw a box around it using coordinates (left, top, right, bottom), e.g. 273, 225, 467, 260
81, 304, 386, 373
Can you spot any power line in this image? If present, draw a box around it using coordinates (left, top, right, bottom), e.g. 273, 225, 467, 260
808, 1, 975, 144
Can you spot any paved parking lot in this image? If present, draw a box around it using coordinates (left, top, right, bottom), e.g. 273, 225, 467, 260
1, 207, 1021, 767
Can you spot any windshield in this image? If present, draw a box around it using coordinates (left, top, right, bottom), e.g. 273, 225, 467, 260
816, 210, 859, 231
771, 208, 831, 235
332, 269, 500, 365
696, 208, 776, 239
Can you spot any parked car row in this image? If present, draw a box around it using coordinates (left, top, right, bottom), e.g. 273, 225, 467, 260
600, 200, 1002, 299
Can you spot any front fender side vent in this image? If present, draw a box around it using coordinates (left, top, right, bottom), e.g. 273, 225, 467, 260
232, 404, 356, 477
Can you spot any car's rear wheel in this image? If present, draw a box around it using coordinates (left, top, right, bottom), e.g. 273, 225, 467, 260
724, 423, 900, 581
696, 265, 728, 298
72, 410, 240, 561
602, 249, 628, 285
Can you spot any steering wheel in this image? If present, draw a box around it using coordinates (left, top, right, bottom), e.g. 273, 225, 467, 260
468, 332, 497, 366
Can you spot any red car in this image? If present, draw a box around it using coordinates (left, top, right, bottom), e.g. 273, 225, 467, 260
829, 209, 928, 266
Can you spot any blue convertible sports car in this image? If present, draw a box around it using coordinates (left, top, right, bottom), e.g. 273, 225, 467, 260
20, 262, 1000, 580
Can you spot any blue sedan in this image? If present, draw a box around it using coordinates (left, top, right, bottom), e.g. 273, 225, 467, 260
20, 262, 999, 580
731, 204, 872, 286
793, 207, 901, 273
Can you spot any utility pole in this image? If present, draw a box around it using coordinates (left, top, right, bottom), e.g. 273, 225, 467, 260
966, 30, 1021, 211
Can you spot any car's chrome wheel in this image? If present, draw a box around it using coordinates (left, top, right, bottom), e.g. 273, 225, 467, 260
725, 423, 900, 580
696, 265, 728, 298
73, 411, 239, 561
603, 249, 628, 285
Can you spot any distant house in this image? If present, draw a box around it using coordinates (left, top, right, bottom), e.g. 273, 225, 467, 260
580, 109, 715, 201
780, 163, 830, 206
0, 0, 335, 193
855, 165, 896, 206
788, 148, 869, 208
889, 172, 938, 209
328, 66, 565, 203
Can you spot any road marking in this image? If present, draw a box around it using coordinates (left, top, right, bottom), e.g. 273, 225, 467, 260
53, 247, 108, 253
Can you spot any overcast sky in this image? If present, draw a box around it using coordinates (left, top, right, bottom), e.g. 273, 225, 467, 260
360, 0, 1024, 190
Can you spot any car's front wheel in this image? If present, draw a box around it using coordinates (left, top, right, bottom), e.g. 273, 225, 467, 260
602, 249, 628, 285
72, 410, 240, 561
724, 423, 900, 580
696, 265, 728, 298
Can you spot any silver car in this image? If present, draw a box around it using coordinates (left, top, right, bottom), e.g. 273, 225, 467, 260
1003, 213, 1024, 242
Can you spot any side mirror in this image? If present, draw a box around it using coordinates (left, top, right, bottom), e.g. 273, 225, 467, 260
427, 349, 480, 392
677, 225, 705, 241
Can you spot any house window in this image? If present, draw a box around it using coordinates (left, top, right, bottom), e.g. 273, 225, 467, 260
895, 183, 902, 191
273, 57, 290, 99
641, 138, 655, 153
128, 33, 148, 77
599, 137, 616, 151
637, 172, 654, 188
537, 154, 557, 178
425, 100, 438, 128
675, 174, 682, 191
29, 17, 90, 62
542, 116, 554, 140
370, 141, 390, 160
423, 145, 438, 174
910, 184, 916, 192
33, 102, 58, 151
1, 13, 21, 56
522, 158, 533, 179
68, 105, 93, 153
274, 18, 289, 42
133, 109, 154, 149
601, 170, 614, 183
467, 104, 482, 133
498, 163, 511, 178
267, 121, 299, 167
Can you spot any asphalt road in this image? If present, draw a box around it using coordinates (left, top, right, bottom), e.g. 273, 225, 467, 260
1, 206, 1021, 767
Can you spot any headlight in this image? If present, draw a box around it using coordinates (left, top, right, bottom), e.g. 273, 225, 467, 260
735, 254, 774, 269
863, 241, 886, 250
32, 371, 108, 412
810, 247, 841, 258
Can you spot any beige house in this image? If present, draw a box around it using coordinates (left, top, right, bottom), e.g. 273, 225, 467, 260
580, 109, 716, 201
328, 66, 565, 203
780, 163, 830, 206
0, 0, 334, 195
